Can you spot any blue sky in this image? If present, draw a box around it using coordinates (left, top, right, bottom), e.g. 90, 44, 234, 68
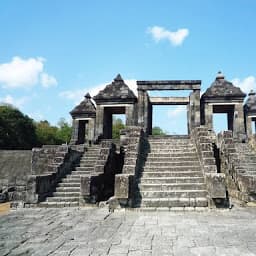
0, 1, 256, 134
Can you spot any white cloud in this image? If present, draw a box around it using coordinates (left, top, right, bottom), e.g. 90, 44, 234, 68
40, 72, 58, 88
167, 105, 186, 118
232, 76, 256, 94
147, 26, 189, 46
0, 56, 57, 89
59, 88, 88, 104
59, 79, 138, 104
0, 94, 28, 108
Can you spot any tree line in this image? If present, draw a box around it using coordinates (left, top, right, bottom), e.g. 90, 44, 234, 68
0, 105, 72, 150
0, 105, 167, 150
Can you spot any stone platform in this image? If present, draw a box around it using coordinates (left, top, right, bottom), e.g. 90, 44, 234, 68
1, 207, 256, 256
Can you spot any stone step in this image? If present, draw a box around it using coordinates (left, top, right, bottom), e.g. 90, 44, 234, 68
140, 190, 207, 198
66, 174, 84, 179
79, 160, 97, 165
72, 171, 91, 175
56, 187, 80, 192
58, 182, 80, 187
142, 171, 203, 178
62, 177, 81, 183
149, 149, 197, 153
143, 166, 200, 172
139, 197, 208, 208
139, 183, 206, 191
140, 177, 205, 184
38, 202, 79, 207
147, 153, 197, 158
53, 192, 80, 197
146, 157, 200, 162
47, 196, 79, 202
75, 166, 94, 172
144, 161, 200, 167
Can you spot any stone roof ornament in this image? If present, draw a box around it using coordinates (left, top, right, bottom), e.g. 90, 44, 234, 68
216, 71, 225, 80
114, 74, 123, 81
93, 74, 137, 104
244, 89, 256, 115
70, 92, 96, 118
85, 93, 91, 99
201, 71, 246, 99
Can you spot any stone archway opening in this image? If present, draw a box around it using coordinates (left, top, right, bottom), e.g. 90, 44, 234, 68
152, 105, 188, 135
103, 106, 126, 139
213, 113, 228, 134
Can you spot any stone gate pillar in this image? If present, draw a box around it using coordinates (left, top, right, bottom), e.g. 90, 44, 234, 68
233, 104, 245, 139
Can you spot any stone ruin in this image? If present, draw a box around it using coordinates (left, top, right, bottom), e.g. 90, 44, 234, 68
1, 72, 256, 209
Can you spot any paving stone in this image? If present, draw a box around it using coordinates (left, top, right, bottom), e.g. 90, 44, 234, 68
1, 207, 256, 255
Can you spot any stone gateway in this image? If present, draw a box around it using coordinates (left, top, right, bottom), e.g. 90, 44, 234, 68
2, 72, 256, 210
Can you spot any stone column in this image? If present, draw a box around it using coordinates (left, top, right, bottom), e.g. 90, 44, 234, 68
227, 111, 234, 131
144, 92, 149, 133
137, 89, 145, 128
189, 92, 194, 131
194, 90, 201, 127
246, 116, 252, 137
88, 118, 95, 142
187, 104, 190, 135
233, 103, 245, 139
125, 104, 135, 126
95, 105, 104, 140
205, 103, 213, 130
70, 119, 79, 144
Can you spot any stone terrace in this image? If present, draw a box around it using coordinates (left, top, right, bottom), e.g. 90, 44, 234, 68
1, 207, 256, 256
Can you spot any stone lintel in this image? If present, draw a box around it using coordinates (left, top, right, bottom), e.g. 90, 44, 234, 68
94, 99, 137, 105
202, 97, 244, 104
150, 97, 189, 105
71, 113, 96, 119
137, 80, 201, 90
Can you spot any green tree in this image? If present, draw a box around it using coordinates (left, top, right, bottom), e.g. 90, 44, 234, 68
112, 118, 125, 139
35, 120, 60, 146
56, 118, 72, 143
152, 126, 166, 136
0, 105, 37, 149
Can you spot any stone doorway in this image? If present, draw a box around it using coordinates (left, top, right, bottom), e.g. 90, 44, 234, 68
212, 105, 235, 133
103, 106, 126, 139
137, 80, 201, 135
152, 105, 188, 135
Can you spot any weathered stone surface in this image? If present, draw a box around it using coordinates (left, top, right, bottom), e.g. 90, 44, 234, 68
80, 175, 91, 196
115, 174, 130, 198
1, 207, 256, 255
94, 74, 137, 104
206, 173, 226, 198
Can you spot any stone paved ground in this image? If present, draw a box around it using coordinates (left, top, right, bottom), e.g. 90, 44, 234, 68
1, 207, 256, 256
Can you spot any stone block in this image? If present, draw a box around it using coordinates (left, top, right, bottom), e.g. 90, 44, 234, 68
114, 174, 130, 199
203, 158, 216, 165
205, 173, 226, 198
200, 143, 212, 151
80, 176, 90, 196
204, 165, 217, 173
25, 175, 38, 204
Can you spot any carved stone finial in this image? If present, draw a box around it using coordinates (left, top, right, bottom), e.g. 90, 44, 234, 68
85, 93, 91, 99
114, 74, 123, 82
249, 89, 255, 96
216, 71, 225, 80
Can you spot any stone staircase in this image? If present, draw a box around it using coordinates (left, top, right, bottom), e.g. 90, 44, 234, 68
135, 136, 208, 208
39, 145, 100, 207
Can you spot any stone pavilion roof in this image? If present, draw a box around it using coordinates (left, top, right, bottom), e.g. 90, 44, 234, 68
244, 90, 256, 115
70, 93, 96, 118
202, 72, 246, 100
93, 74, 137, 104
